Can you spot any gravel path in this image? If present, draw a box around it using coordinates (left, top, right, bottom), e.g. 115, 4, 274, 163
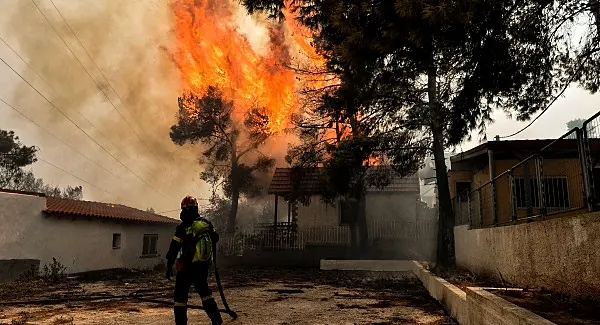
0, 268, 456, 325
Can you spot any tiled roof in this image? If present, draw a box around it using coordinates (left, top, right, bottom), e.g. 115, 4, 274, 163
44, 197, 178, 224
267, 167, 419, 195
0, 188, 46, 197
268, 168, 327, 195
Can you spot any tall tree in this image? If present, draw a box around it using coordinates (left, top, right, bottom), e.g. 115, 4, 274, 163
170, 86, 275, 233
243, 0, 600, 265
0, 130, 37, 187
1, 129, 83, 199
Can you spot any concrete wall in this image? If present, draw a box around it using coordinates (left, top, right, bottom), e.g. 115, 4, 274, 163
296, 191, 419, 230
455, 212, 600, 297
0, 192, 175, 275
0, 259, 39, 281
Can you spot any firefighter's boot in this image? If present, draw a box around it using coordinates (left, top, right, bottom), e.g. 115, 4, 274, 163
203, 298, 223, 325
174, 305, 187, 325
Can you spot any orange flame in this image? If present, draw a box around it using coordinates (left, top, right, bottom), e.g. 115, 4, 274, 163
169, 0, 326, 135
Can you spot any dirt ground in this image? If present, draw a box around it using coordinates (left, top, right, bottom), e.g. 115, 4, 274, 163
425, 264, 600, 325
0, 267, 456, 325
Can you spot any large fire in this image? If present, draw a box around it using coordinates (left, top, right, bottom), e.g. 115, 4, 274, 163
169, 0, 324, 135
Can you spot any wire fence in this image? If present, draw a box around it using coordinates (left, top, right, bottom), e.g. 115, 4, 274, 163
218, 218, 438, 256
453, 111, 600, 228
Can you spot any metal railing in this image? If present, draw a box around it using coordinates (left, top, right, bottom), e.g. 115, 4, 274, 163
453, 110, 600, 228
218, 218, 439, 256
305, 226, 351, 245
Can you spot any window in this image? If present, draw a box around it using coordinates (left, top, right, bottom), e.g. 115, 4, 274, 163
142, 234, 158, 257
455, 182, 471, 200
112, 233, 121, 249
514, 177, 570, 208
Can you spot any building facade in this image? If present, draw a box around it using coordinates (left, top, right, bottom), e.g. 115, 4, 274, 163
0, 189, 178, 280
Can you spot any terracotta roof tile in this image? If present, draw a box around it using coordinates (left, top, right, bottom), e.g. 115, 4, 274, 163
268, 167, 326, 195
44, 197, 178, 224
267, 167, 419, 195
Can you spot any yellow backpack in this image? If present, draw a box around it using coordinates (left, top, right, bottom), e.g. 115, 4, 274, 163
185, 219, 213, 263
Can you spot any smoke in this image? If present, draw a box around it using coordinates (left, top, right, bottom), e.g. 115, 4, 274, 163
0, 0, 209, 216
0, 0, 312, 219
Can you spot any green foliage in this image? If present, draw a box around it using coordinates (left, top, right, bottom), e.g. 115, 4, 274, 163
42, 258, 67, 283
0, 130, 37, 169
0, 129, 83, 198
170, 86, 275, 231
244, 0, 600, 262
567, 118, 586, 130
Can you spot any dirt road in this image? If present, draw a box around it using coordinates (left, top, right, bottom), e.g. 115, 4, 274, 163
0, 268, 455, 325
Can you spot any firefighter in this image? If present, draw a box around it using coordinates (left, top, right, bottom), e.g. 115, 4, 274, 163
165, 195, 223, 325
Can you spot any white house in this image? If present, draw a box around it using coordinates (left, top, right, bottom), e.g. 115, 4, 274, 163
0, 189, 178, 280
266, 167, 430, 246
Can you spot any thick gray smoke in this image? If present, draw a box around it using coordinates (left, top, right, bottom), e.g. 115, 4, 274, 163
0, 0, 209, 217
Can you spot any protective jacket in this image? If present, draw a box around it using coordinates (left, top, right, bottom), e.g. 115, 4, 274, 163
166, 216, 219, 271
166, 215, 222, 325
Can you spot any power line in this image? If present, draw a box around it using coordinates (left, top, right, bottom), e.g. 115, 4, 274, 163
0, 36, 132, 163
499, 58, 587, 139
0, 57, 166, 201
28, 0, 168, 200
41, 0, 168, 168
0, 97, 134, 187
37, 157, 123, 201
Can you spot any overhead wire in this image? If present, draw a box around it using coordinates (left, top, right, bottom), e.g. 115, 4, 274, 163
28, 0, 169, 201
0, 57, 167, 201
36, 158, 125, 202
0, 36, 133, 163
42, 0, 171, 168
0, 97, 134, 187
498, 53, 588, 139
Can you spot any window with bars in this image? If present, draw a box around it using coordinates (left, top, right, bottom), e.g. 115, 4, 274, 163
112, 233, 121, 249
142, 234, 158, 257
514, 177, 570, 208
455, 182, 471, 200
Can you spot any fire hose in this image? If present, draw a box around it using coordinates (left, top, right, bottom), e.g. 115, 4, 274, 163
131, 239, 238, 320
1, 242, 238, 320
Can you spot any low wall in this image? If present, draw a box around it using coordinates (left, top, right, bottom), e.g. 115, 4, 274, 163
0, 259, 39, 281
455, 212, 600, 297
411, 261, 469, 324
320, 259, 414, 271
412, 261, 555, 325
220, 245, 351, 268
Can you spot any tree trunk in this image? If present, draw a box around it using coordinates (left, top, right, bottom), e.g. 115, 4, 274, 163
227, 146, 239, 234
228, 185, 240, 234
427, 52, 455, 267
354, 182, 369, 256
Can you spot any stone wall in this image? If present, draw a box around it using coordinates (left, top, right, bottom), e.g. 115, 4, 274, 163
455, 212, 600, 297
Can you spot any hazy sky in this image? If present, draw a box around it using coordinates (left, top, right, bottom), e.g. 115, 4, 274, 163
1, 0, 598, 216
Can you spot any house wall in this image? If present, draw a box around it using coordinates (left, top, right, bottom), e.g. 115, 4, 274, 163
448, 170, 472, 198
365, 191, 418, 223
0, 192, 175, 275
450, 157, 584, 225
296, 198, 339, 230
454, 211, 600, 298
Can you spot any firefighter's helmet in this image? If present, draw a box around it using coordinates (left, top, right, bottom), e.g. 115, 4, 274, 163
181, 195, 198, 209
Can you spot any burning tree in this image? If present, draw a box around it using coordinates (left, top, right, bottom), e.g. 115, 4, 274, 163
244, 0, 600, 266
170, 86, 275, 233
